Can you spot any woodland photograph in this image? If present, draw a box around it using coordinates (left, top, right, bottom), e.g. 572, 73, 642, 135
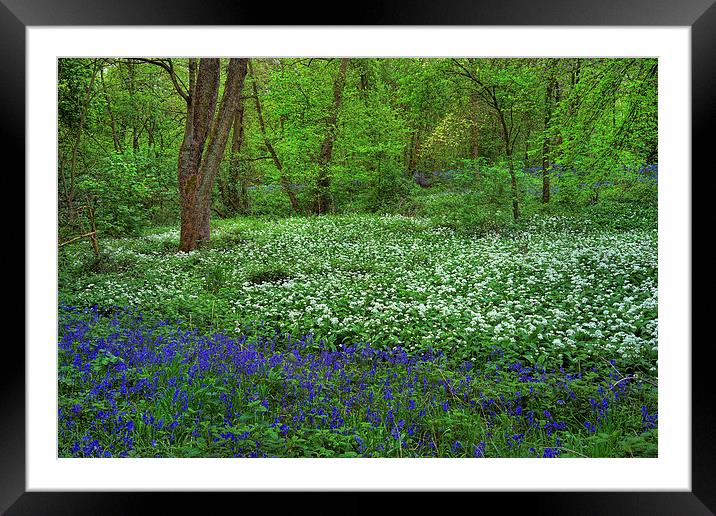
57, 57, 658, 458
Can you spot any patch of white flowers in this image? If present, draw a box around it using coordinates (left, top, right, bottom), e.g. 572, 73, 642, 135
62, 214, 657, 366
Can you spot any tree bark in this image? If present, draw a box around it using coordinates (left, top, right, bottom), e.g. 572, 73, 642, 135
407, 129, 421, 176
248, 60, 300, 213
218, 95, 249, 215
99, 65, 123, 154
497, 110, 520, 221
569, 58, 582, 116
314, 58, 349, 214
469, 92, 480, 171
178, 58, 248, 252
67, 59, 100, 223
124, 61, 142, 152
542, 66, 555, 203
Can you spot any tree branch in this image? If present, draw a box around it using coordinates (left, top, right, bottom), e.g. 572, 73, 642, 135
126, 58, 190, 102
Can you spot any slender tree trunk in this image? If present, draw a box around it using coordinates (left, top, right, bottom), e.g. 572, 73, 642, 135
99, 66, 123, 154
146, 117, 156, 150
67, 59, 100, 223
407, 129, 421, 176
231, 98, 249, 213
248, 60, 300, 213
542, 69, 555, 203
542, 145, 551, 203
178, 58, 248, 252
218, 95, 248, 215
314, 58, 349, 214
570, 58, 581, 116
469, 92, 480, 174
508, 153, 519, 220
497, 110, 520, 220
125, 61, 141, 152
357, 60, 369, 105
553, 78, 563, 160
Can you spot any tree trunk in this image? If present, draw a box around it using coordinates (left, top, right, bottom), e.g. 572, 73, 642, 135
469, 92, 480, 175
542, 145, 551, 203
218, 95, 248, 215
178, 58, 248, 252
497, 110, 520, 220
99, 66, 123, 154
67, 59, 100, 224
407, 129, 421, 176
248, 60, 300, 213
125, 61, 141, 152
542, 69, 555, 203
507, 154, 519, 220
231, 97, 249, 213
314, 58, 349, 215
553, 78, 563, 162
569, 58, 582, 116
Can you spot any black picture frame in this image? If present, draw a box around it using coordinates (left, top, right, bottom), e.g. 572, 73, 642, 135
7, 0, 712, 513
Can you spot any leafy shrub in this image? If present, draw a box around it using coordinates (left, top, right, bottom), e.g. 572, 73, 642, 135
415, 190, 515, 236
77, 149, 177, 236
364, 166, 416, 213
248, 186, 296, 217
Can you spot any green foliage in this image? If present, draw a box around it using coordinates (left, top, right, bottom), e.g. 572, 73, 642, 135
77, 150, 175, 236
553, 59, 658, 176
245, 267, 291, 285
247, 187, 295, 217
58, 58, 98, 131
58, 57, 657, 236
414, 190, 513, 236
365, 166, 415, 213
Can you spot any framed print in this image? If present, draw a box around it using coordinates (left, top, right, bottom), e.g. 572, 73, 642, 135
8, 0, 712, 513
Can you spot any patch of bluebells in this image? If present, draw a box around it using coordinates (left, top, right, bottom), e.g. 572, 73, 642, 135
473, 441, 486, 458
58, 306, 657, 458
542, 438, 563, 458
641, 406, 658, 429
521, 163, 657, 198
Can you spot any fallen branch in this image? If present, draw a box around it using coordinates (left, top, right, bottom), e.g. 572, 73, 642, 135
59, 231, 96, 247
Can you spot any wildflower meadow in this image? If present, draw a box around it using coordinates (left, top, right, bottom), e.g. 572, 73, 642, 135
58, 56, 658, 458
59, 205, 658, 458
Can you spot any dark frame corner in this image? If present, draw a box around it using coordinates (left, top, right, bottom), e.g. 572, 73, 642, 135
8, 0, 713, 514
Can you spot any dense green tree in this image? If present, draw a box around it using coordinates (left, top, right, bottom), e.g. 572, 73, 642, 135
449, 58, 541, 219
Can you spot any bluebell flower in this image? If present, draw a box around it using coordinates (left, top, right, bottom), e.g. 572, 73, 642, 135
473, 442, 486, 458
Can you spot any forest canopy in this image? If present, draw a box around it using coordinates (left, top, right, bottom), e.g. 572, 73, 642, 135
58, 57, 657, 249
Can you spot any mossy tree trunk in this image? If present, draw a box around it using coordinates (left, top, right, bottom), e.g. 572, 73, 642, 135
177, 58, 249, 252
314, 58, 349, 215
65, 59, 100, 225
218, 95, 250, 215
542, 63, 556, 204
